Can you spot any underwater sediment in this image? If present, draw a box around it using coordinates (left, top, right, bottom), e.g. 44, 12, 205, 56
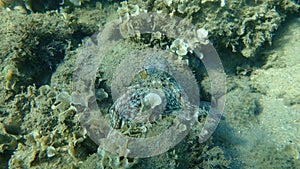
0, 0, 299, 168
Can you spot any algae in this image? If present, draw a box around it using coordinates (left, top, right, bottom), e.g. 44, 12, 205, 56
117, 0, 299, 57
0, 0, 299, 168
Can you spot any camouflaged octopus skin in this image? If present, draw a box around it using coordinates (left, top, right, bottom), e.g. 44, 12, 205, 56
109, 68, 185, 131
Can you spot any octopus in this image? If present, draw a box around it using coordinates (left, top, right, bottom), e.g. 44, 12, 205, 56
109, 67, 188, 135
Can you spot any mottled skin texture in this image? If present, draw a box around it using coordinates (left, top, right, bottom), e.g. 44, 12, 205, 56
109, 68, 185, 132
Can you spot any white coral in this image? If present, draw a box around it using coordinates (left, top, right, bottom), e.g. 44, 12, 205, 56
170, 39, 189, 56
197, 28, 209, 45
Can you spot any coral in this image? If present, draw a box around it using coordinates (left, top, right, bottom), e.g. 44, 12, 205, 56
3, 65, 20, 91
51, 91, 71, 112
170, 39, 189, 56
117, 10, 210, 59
118, 0, 300, 57
196, 0, 299, 57
0, 122, 20, 168
150, 0, 202, 16
117, 1, 141, 19
70, 9, 228, 165
0, 2, 140, 168
7, 0, 300, 167
79, 148, 138, 169
3, 85, 98, 168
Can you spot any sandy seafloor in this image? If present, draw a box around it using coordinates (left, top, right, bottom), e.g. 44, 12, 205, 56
0, 1, 300, 169
215, 15, 300, 168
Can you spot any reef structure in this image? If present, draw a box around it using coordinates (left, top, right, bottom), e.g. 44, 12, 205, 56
117, 0, 300, 57
71, 11, 226, 158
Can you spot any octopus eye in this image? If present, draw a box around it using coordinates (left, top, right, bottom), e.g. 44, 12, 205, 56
141, 70, 147, 79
